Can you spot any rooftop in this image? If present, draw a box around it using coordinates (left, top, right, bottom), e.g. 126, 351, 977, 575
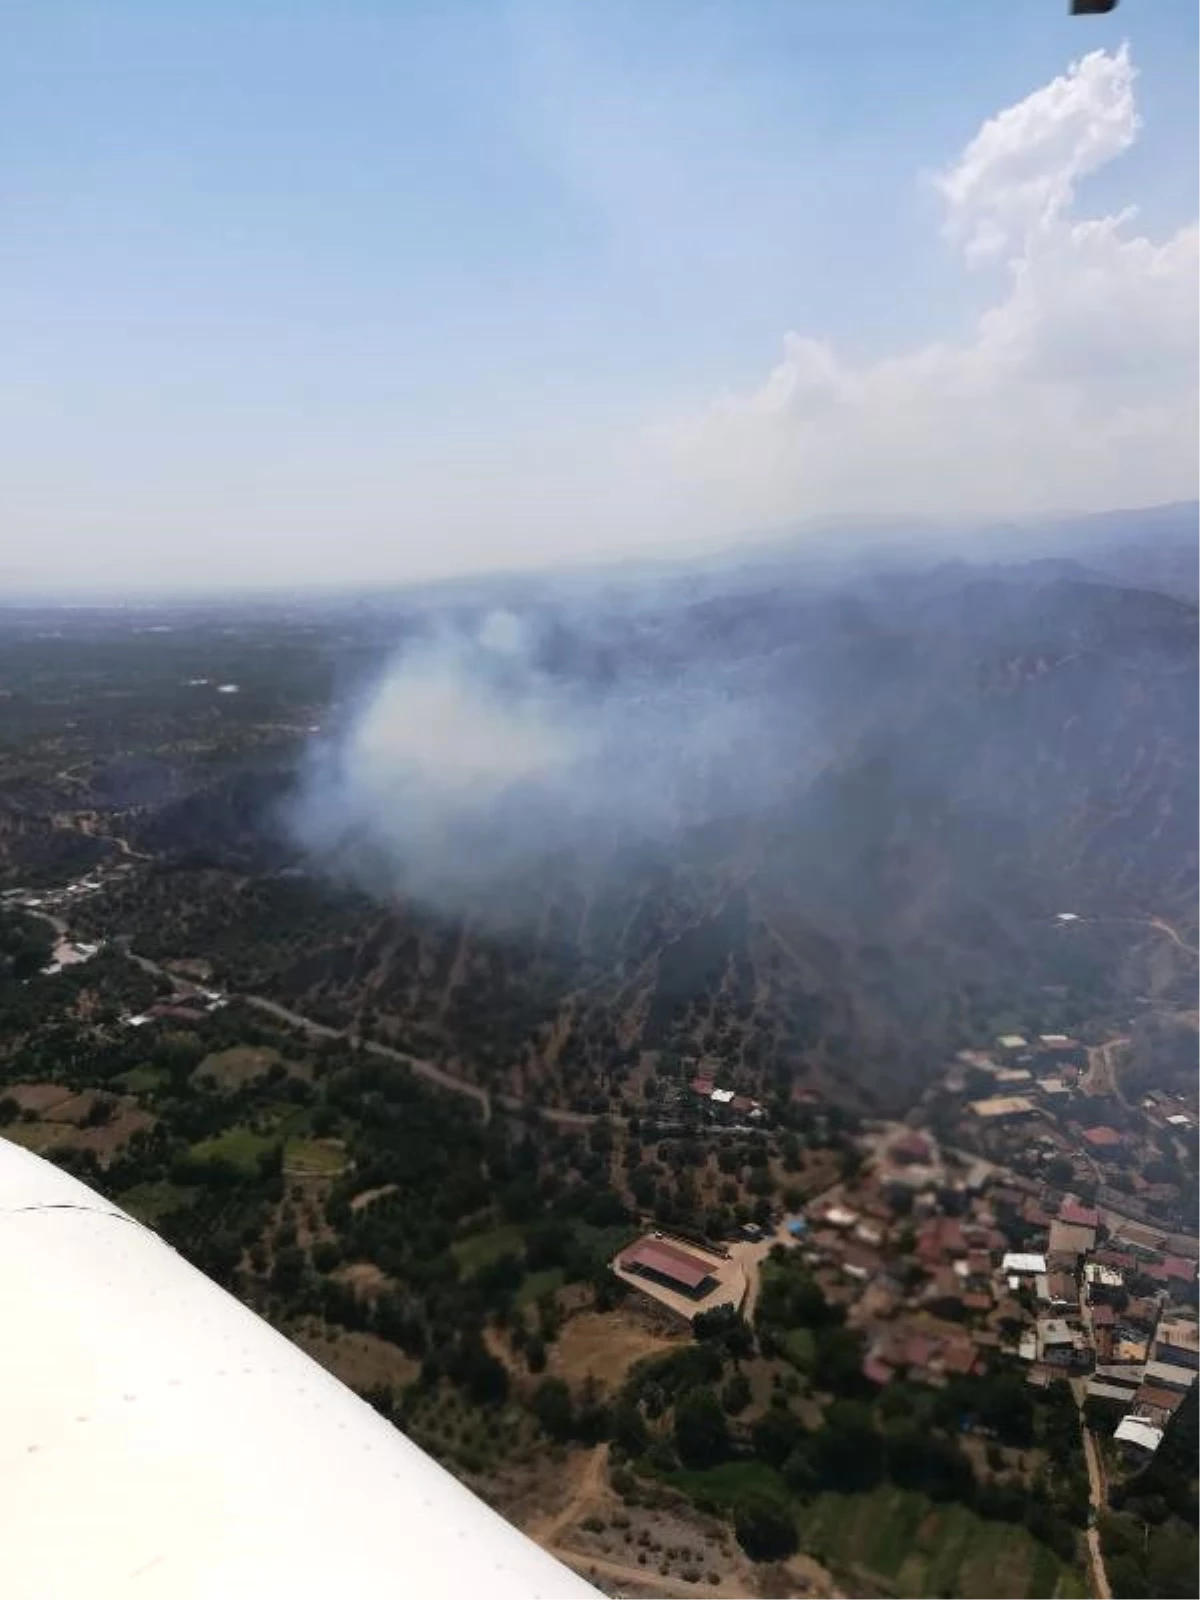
1142, 1359, 1195, 1389
969, 1096, 1035, 1119
1114, 1417, 1164, 1454
1049, 1220, 1097, 1258
1156, 1319, 1200, 1356
1001, 1252, 1047, 1275
619, 1240, 714, 1293
1082, 1126, 1123, 1149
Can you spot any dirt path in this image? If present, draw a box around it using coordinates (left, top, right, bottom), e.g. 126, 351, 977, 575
1076, 1385, 1112, 1600
550, 1546, 748, 1599
1081, 1036, 1130, 1101
1146, 915, 1199, 959
531, 1443, 610, 1548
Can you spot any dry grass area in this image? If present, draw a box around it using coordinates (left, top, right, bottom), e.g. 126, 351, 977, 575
63, 1106, 154, 1163
3, 1082, 74, 1115
332, 1261, 392, 1299
194, 1044, 286, 1088
349, 1182, 398, 1212
289, 1320, 420, 1393
1, 1087, 153, 1166
546, 1308, 683, 1393
555, 1498, 837, 1599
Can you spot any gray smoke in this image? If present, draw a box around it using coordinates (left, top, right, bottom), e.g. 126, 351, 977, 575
286, 600, 806, 914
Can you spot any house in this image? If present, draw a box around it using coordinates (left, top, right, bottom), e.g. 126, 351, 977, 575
1090, 1305, 1116, 1330
1001, 1252, 1047, 1277
1163, 1257, 1198, 1288
1049, 1222, 1100, 1260
1059, 1199, 1100, 1229
1084, 1262, 1124, 1297
1133, 1384, 1185, 1422
1113, 1416, 1164, 1462
1154, 1317, 1200, 1370
889, 1131, 934, 1166
1093, 1363, 1145, 1391
1082, 1126, 1123, 1152
1045, 1271, 1080, 1310
1037, 1078, 1072, 1102
970, 1096, 1036, 1121
1037, 1318, 1092, 1369
1142, 1358, 1198, 1393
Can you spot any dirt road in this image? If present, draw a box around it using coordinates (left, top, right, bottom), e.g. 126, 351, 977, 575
531, 1444, 610, 1548
1146, 916, 1199, 959
552, 1547, 745, 1598
1076, 1388, 1112, 1600
1082, 1036, 1130, 1101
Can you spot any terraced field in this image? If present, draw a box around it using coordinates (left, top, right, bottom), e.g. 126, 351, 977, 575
800, 1485, 1088, 1599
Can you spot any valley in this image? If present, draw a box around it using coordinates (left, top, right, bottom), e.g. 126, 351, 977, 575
1, 519, 1196, 1598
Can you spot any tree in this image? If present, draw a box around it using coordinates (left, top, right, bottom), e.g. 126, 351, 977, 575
733, 1485, 797, 1561
752, 1406, 806, 1469
721, 1372, 752, 1416
610, 1399, 648, 1458
812, 1401, 883, 1491
673, 1386, 730, 1469
531, 1377, 575, 1441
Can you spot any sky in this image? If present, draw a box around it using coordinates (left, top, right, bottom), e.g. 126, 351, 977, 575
2, 0, 1196, 593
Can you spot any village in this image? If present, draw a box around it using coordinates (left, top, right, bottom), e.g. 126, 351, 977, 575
613, 1026, 1198, 1495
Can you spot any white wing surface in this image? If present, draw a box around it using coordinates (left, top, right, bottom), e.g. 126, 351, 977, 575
0, 1137, 597, 1599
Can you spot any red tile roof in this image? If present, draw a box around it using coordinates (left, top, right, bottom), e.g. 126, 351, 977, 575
1082, 1126, 1122, 1149
1090, 1305, 1116, 1327
1060, 1199, 1100, 1227
620, 1240, 714, 1291
940, 1343, 979, 1376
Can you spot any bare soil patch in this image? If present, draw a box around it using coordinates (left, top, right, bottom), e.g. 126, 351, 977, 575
547, 1308, 683, 1392
289, 1321, 419, 1393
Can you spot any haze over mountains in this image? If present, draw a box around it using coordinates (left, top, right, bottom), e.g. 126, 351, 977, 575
79, 500, 1189, 1110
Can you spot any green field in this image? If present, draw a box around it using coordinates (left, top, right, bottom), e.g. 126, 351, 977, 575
799, 1485, 1082, 1599
655, 1458, 789, 1509
194, 1045, 283, 1088
115, 1063, 169, 1094
190, 1125, 278, 1172
515, 1266, 566, 1307
283, 1136, 347, 1176
451, 1223, 525, 1273
782, 1327, 816, 1372
118, 1179, 197, 1223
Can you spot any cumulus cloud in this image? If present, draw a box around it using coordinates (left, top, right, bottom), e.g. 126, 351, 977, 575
653, 46, 1197, 531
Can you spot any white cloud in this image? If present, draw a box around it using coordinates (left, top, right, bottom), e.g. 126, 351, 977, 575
652, 46, 1198, 532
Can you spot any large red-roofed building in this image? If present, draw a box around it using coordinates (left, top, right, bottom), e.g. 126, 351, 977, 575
619, 1239, 715, 1298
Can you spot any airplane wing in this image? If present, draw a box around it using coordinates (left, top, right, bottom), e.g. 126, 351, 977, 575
0, 1137, 598, 1599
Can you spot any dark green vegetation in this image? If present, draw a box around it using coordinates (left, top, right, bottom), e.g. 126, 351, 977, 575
604, 1249, 1090, 1594
4, 548, 1195, 1130
1101, 1388, 1199, 1599
1, 528, 1196, 1596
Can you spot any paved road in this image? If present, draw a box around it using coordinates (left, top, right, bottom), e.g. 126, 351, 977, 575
128, 947, 608, 1131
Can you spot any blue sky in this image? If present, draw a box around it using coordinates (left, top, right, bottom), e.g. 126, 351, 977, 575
2, 0, 1196, 591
